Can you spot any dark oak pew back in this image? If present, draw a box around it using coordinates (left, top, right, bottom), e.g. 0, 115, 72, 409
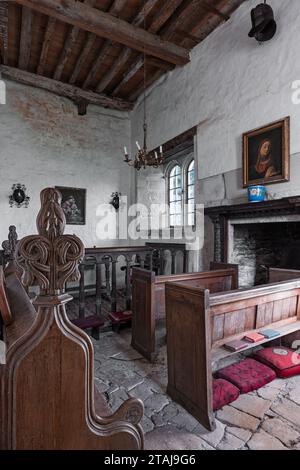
131, 263, 238, 361
165, 278, 300, 431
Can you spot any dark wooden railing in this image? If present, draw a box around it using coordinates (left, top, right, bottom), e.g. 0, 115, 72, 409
69, 246, 154, 318
146, 242, 188, 275
0, 227, 189, 325
68, 243, 189, 320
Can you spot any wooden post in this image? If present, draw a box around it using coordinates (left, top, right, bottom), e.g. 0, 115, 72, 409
125, 257, 131, 310
95, 261, 102, 316
111, 258, 117, 313
79, 262, 85, 318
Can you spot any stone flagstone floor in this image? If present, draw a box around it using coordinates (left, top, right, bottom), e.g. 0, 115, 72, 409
92, 327, 300, 450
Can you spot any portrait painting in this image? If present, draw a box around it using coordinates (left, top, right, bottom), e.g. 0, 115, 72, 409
243, 117, 290, 187
55, 186, 86, 225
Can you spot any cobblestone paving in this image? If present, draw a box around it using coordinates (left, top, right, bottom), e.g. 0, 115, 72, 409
93, 329, 300, 450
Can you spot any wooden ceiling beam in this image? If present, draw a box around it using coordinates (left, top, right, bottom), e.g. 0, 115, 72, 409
0, 65, 133, 111
70, 0, 158, 86
0, 2, 8, 65
201, 0, 230, 21
18, 7, 33, 70
13, 0, 190, 66
95, 0, 162, 93
100, 0, 183, 96
130, 0, 236, 100
82, 0, 127, 90
69, 32, 97, 84
37, 17, 56, 75
52, 0, 98, 82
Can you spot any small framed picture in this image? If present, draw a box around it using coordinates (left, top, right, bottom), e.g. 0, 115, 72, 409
55, 186, 86, 225
243, 117, 290, 187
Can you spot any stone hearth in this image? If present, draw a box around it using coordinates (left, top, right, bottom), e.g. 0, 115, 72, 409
205, 197, 300, 287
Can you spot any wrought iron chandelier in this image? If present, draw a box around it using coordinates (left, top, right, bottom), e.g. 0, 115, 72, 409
123, 4, 164, 171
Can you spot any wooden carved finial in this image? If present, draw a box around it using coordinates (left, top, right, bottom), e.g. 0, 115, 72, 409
2, 225, 18, 262
16, 188, 84, 295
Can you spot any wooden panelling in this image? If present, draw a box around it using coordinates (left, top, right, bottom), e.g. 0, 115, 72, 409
132, 265, 238, 361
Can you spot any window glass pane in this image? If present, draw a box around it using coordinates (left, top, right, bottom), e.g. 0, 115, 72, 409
188, 200, 195, 216
188, 185, 194, 199
188, 213, 195, 226
170, 202, 176, 215
170, 176, 176, 189
175, 201, 182, 214
169, 165, 183, 226
175, 214, 182, 226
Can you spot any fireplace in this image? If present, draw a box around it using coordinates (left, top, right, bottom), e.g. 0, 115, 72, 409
205, 197, 300, 288
229, 221, 300, 287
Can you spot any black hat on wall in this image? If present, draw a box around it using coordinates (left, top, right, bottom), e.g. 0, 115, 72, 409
248, 2, 277, 42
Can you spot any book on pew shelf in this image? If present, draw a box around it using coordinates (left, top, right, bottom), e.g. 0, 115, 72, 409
223, 340, 248, 352
259, 329, 280, 339
244, 332, 265, 343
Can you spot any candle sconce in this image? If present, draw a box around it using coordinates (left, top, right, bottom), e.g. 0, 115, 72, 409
9, 183, 30, 208
110, 192, 121, 211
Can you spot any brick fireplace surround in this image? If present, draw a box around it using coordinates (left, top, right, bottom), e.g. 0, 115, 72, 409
205, 197, 300, 287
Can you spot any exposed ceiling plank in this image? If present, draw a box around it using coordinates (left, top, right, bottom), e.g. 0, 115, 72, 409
99, 0, 183, 95
0, 65, 133, 111
0, 2, 8, 65
71, 0, 160, 86
130, 0, 243, 100
82, 0, 127, 90
18, 7, 32, 70
53, 25, 81, 80
112, 56, 174, 97
201, 0, 230, 21
95, 0, 162, 93
13, 0, 190, 66
69, 32, 97, 84
128, 68, 162, 102
37, 17, 56, 75
82, 40, 112, 89
54, 0, 97, 82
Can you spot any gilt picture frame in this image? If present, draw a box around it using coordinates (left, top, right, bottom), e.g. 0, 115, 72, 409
55, 186, 86, 225
243, 117, 290, 187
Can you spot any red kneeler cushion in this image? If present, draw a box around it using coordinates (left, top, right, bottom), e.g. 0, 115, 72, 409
253, 347, 300, 378
217, 358, 276, 393
213, 379, 240, 411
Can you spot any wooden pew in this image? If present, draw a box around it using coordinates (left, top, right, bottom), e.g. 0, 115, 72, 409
165, 278, 300, 431
0, 188, 144, 450
131, 262, 238, 361
268, 267, 300, 283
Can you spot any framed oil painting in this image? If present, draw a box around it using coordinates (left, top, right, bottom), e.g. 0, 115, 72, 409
56, 186, 86, 225
243, 117, 290, 187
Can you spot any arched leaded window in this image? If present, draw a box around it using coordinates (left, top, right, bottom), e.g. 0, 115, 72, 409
186, 160, 195, 226
169, 164, 183, 226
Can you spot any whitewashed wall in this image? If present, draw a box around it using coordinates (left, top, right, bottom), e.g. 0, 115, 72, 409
0, 80, 133, 247
131, 0, 300, 205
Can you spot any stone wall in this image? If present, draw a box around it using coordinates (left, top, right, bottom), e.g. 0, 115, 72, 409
0, 80, 133, 247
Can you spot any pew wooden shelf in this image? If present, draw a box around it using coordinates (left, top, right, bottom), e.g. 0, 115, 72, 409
211, 319, 300, 364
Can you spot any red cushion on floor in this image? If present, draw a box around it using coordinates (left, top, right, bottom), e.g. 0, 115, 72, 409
217, 358, 276, 393
253, 346, 300, 378
213, 378, 240, 411
108, 310, 132, 324
72, 315, 104, 329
